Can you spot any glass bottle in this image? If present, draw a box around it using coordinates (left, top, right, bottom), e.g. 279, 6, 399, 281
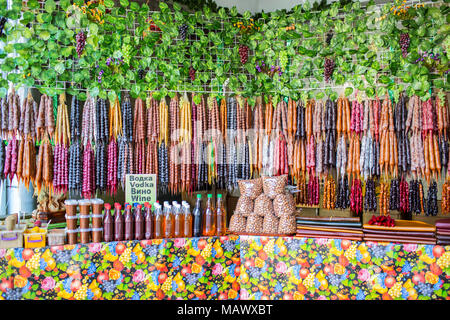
114, 203, 124, 241
103, 203, 114, 242
163, 203, 174, 238
144, 202, 153, 240
216, 194, 227, 236
154, 203, 163, 239
203, 194, 216, 236
183, 203, 193, 237
174, 203, 184, 238
134, 204, 144, 240
124, 204, 134, 241
192, 194, 202, 237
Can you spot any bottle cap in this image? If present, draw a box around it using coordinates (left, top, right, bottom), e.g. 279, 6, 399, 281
104, 203, 111, 210
197, 194, 201, 199
114, 203, 122, 210
137, 204, 142, 209
133, 202, 139, 207
207, 194, 212, 198
217, 194, 222, 198
144, 202, 150, 207
127, 204, 132, 209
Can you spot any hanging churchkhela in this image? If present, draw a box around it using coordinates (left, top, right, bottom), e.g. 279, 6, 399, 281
217, 97, 227, 189
14, 90, 37, 190
158, 97, 169, 194
196, 95, 208, 190
106, 96, 121, 195
179, 93, 192, 193
80, 94, 96, 198
68, 95, 83, 195
145, 95, 158, 184
379, 96, 398, 177
95, 98, 109, 193
132, 97, 145, 176
53, 93, 70, 194
168, 95, 180, 194
118, 92, 134, 190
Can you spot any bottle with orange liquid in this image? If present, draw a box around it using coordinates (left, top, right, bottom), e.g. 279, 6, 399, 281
203, 194, 216, 236
154, 203, 163, 239
173, 203, 184, 238
183, 202, 192, 237
163, 202, 174, 238
216, 194, 227, 236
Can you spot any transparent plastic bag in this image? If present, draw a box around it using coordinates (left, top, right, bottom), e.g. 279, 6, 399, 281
229, 213, 247, 233
278, 215, 296, 234
273, 192, 296, 217
263, 213, 279, 234
254, 193, 273, 217
235, 195, 254, 217
245, 213, 263, 233
262, 175, 287, 199
238, 178, 263, 200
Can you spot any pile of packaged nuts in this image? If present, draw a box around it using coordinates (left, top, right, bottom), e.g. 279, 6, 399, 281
229, 175, 297, 235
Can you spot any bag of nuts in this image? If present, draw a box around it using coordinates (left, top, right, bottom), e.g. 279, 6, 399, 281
278, 215, 296, 235
238, 178, 263, 199
273, 192, 296, 217
262, 213, 279, 234
254, 193, 273, 217
235, 195, 254, 217
263, 175, 287, 199
245, 213, 263, 234
229, 213, 247, 233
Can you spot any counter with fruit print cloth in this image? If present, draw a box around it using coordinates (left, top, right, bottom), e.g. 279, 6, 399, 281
239, 236, 450, 300
0, 236, 240, 300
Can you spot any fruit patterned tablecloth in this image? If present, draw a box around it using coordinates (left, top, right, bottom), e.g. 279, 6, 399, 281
0, 236, 240, 300
239, 236, 450, 300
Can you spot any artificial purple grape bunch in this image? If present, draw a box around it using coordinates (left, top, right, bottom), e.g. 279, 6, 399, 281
189, 66, 196, 81
239, 45, 249, 64
324, 58, 335, 82
399, 33, 410, 58
76, 31, 87, 57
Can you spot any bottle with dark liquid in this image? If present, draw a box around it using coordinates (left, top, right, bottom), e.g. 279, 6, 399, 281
183, 203, 193, 237
216, 194, 227, 236
203, 194, 216, 236
134, 204, 144, 240
163, 203, 174, 238
124, 205, 134, 241
114, 203, 124, 241
154, 203, 163, 239
103, 203, 114, 242
144, 202, 153, 239
174, 203, 184, 238
192, 194, 202, 237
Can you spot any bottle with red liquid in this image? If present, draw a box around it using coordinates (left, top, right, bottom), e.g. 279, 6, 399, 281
124, 204, 134, 241
144, 202, 153, 239
103, 203, 114, 242
174, 203, 184, 238
154, 203, 163, 239
135, 204, 144, 240
203, 194, 216, 236
216, 194, 227, 236
114, 203, 124, 241
183, 202, 192, 237
163, 202, 174, 238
